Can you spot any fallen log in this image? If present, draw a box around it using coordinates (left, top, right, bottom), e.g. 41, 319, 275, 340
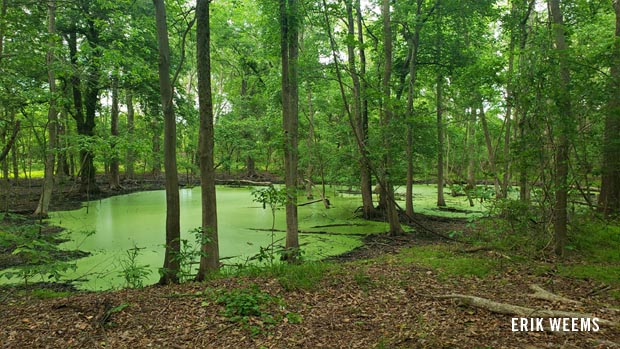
298, 199, 325, 207
529, 284, 582, 305
215, 179, 273, 186
436, 293, 618, 328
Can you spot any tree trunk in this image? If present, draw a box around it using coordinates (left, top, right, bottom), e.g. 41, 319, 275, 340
404, 29, 420, 218
280, 0, 300, 261
436, 73, 446, 207
125, 90, 135, 179
34, 0, 58, 217
598, 0, 620, 217
153, 0, 181, 284
0, 121, 19, 164
466, 107, 476, 193
305, 88, 315, 200
346, 0, 376, 219
109, 76, 121, 190
381, 0, 404, 235
151, 116, 162, 177
549, 0, 572, 257
195, 0, 219, 278
479, 101, 501, 196
67, 29, 99, 195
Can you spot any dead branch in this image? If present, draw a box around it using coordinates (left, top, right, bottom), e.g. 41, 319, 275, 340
436, 293, 618, 328
529, 284, 582, 305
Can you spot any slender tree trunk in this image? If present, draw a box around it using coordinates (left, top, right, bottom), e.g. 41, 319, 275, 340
501, 36, 515, 199
466, 108, 476, 192
195, 0, 219, 278
479, 101, 501, 196
11, 135, 17, 179
153, 0, 181, 284
405, 25, 420, 218
436, 73, 446, 207
0, 120, 19, 164
598, 0, 620, 216
34, 0, 58, 217
381, 0, 404, 235
346, 0, 375, 218
354, 0, 375, 219
151, 116, 162, 177
549, 0, 572, 257
305, 87, 314, 200
125, 91, 135, 179
280, 0, 300, 261
109, 76, 121, 190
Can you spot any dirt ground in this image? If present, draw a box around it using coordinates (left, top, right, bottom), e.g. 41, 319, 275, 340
1, 176, 619, 348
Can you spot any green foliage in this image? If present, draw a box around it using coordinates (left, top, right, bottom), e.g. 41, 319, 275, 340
353, 270, 374, 291
0, 223, 77, 285
216, 285, 278, 319
118, 245, 151, 289
177, 227, 212, 282
251, 186, 287, 265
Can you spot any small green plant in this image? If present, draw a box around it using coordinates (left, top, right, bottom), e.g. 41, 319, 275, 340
285, 312, 302, 324
353, 270, 374, 291
1, 226, 78, 285
251, 186, 287, 265
175, 227, 212, 282
118, 245, 151, 288
213, 284, 285, 335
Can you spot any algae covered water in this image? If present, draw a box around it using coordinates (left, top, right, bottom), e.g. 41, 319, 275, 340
48, 186, 390, 290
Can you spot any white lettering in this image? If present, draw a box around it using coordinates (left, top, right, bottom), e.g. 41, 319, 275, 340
562, 318, 571, 332
592, 318, 600, 332
549, 318, 562, 331
580, 318, 591, 331
512, 318, 519, 332
520, 317, 528, 331
572, 318, 579, 331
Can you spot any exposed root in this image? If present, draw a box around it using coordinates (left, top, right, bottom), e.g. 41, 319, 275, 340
436, 293, 618, 328
529, 284, 582, 305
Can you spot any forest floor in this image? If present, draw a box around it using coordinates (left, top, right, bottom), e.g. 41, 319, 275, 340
1, 176, 619, 348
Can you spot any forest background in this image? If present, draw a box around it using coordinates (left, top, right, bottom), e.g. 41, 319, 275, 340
1, 0, 620, 347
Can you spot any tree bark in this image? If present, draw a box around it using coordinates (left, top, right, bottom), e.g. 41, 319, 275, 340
479, 102, 501, 196
466, 107, 476, 194
280, 0, 300, 261
381, 0, 404, 235
125, 90, 135, 179
404, 19, 421, 218
549, 0, 572, 257
355, 1, 375, 220
153, 0, 181, 284
436, 73, 446, 207
346, 0, 376, 219
34, 0, 58, 217
0, 121, 19, 164
195, 0, 220, 278
598, 0, 620, 216
109, 76, 121, 190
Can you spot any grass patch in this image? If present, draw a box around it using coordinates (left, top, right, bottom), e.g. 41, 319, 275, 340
558, 264, 620, 286
224, 261, 337, 291
569, 217, 620, 264
397, 245, 499, 278
28, 288, 72, 299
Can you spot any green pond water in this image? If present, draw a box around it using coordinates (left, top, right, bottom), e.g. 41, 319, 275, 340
47, 186, 393, 290
5, 184, 485, 291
